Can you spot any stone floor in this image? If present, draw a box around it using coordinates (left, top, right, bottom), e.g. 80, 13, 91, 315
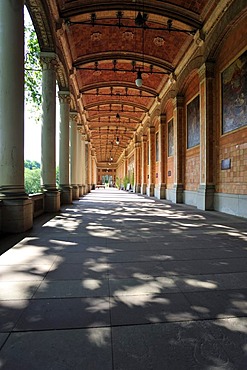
0, 188, 246, 370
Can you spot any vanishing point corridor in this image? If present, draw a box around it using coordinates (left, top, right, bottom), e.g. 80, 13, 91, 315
0, 189, 247, 369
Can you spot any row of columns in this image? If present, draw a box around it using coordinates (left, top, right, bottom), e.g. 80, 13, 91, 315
132, 62, 215, 211
0, 1, 88, 233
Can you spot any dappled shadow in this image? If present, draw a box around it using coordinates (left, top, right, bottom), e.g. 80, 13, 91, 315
0, 188, 246, 368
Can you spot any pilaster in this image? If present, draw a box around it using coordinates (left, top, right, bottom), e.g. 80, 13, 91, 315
172, 96, 185, 203
141, 135, 147, 195
147, 125, 155, 197
134, 136, 141, 193
197, 62, 215, 210
156, 113, 167, 199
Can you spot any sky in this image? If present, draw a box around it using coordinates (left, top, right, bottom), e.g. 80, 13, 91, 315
24, 7, 59, 164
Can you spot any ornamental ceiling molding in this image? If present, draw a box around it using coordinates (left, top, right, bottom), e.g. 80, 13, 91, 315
26, 0, 54, 51
60, 1, 202, 29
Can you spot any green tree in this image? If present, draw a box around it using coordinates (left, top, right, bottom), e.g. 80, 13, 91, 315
25, 168, 41, 194
24, 21, 42, 108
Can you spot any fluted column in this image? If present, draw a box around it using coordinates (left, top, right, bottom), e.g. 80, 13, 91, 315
147, 125, 155, 196
197, 62, 215, 210
141, 134, 147, 194
156, 113, 167, 199
40, 52, 60, 212
173, 96, 184, 203
70, 112, 79, 199
58, 91, 72, 204
0, 0, 32, 233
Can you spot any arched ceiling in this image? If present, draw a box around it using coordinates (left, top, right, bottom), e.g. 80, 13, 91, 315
26, 0, 219, 166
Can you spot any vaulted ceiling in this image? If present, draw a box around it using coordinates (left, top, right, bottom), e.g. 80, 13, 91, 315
26, 0, 219, 166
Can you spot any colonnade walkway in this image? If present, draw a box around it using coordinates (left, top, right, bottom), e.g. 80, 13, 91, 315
0, 188, 247, 369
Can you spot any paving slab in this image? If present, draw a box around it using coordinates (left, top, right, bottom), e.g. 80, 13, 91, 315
14, 297, 111, 331
112, 320, 234, 370
0, 281, 41, 300
110, 292, 199, 326
0, 264, 52, 281
33, 279, 109, 299
0, 300, 29, 332
45, 262, 109, 280
0, 189, 246, 369
109, 276, 179, 296
184, 289, 247, 319
0, 328, 112, 370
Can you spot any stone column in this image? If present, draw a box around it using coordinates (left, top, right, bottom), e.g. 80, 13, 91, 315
81, 135, 86, 195
70, 112, 79, 199
156, 114, 167, 199
91, 152, 97, 189
134, 135, 141, 193
141, 134, 147, 194
77, 129, 83, 197
40, 52, 60, 212
84, 141, 89, 193
87, 143, 92, 191
197, 62, 215, 210
147, 125, 155, 197
0, 0, 33, 233
58, 91, 72, 204
172, 96, 184, 203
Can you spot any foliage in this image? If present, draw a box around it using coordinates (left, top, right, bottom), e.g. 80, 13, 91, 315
130, 171, 135, 186
24, 160, 40, 170
123, 175, 129, 190
56, 166, 60, 187
116, 176, 121, 189
24, 15, 42, 112
25, 168, 41, 194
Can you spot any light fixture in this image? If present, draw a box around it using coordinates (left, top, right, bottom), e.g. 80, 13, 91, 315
116, 137, 120, 145
135, 69, 143, 87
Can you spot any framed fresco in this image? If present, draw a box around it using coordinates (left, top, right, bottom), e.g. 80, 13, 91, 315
168, 119, 174, 156
222, 50, 247, 134
187, 95, 200, 149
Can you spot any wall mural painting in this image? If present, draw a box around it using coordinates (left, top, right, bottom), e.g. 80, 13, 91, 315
168, 119, 174, 156
187, 95, 200, 149
222, 50, 247, 134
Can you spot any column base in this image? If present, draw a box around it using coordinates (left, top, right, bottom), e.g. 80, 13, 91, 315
78, 185, 83, 197
72, 185, 79, 200
147, 184, 155, 197
1, 198, 33, 234
44, 190, 60, 212
173, 184, 184, 203
60, 185, 72, 205
155, 183, 166, 199
141, 183, 147, 195
197, 184, 215, 210
134, 184, 141, 193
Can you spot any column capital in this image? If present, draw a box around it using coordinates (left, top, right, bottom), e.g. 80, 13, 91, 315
69, 111, 79, 123
58, 91, 71, 104
40, 52, 58, 71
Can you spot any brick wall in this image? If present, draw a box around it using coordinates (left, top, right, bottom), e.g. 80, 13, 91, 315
184, 75, 200, 191
215, 14, 247, 195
